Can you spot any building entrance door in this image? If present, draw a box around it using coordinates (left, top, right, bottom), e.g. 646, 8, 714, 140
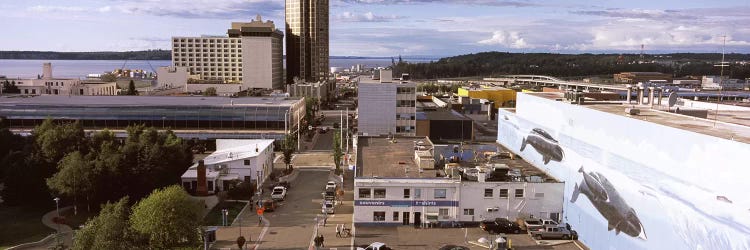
414, 212, 422, 226
403, 212, 410, 225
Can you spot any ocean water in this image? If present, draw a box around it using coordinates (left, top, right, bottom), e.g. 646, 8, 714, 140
0, 58, 436, 79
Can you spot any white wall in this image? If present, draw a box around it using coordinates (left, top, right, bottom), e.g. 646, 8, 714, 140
354, 179, 460, 225
358, 83, 397, 136
497, 93, 750, 250
458, 182, 563, 223
157, 66, 188, 89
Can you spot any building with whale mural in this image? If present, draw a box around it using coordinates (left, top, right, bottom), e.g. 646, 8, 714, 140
497, 92, 750, 250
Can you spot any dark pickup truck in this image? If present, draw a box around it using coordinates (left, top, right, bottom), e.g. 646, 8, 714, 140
480, 218, 523, 234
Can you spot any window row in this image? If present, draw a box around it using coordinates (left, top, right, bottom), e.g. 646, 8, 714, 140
484, 188, 525, 198
359, 188, 445, 199
174, 46, 240, 51
174, 38, 240, 44
396, 100, 416, 107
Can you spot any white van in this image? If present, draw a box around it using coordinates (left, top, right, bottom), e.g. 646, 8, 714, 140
322, 200, 335, 214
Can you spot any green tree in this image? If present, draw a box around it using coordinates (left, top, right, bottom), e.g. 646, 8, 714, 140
34, 119, 86, 161
204, 87, 217, 96
47, 151, 95, 213
126, 80, 138, 95
332, 129, 343, 174
73, 197, 136, 250
305, 97, 318, 125
130, 185, 202, 249
281, 133, 296, 172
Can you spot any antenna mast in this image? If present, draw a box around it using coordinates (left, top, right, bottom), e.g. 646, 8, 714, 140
714, 35, 729, 126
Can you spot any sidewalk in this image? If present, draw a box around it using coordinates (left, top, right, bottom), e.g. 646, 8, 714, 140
313, 169, 355, 249
39, 206, 74, 248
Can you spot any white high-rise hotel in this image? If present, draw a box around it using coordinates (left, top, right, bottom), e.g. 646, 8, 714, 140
170, 16, 283, 90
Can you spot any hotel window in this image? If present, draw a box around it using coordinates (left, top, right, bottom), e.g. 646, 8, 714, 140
358, 188, 371, 198
393, 212, 399, 221
515, 189, 524, 198
484, 189, 493, 198
244, 160, 250, 165
499, 189, 509, 198
434, 189, 446, 199
414, 188, 421, 199
463, 209, 474, 215
373, 212, 386, 221
374, 189, 386, 199
403, 189, 410, 199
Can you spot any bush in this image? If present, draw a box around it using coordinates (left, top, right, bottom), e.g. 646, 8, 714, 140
226, 181, 255, 200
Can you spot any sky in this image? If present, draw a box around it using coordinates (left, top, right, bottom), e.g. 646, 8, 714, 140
0, 0, 749, 57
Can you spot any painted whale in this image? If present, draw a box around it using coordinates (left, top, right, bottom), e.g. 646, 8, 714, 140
572, 166, 648, 240
520, 128, 564, 164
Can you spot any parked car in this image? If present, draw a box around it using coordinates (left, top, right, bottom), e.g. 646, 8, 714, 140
530, 225, 578, 240
524, 218, 558, 232
271, 186, 287, 201
322, 200, 335, 214
480, 218, 523, 234
261, 200, 277, 212
326, 181, 336, 190
356, 242, 392, 250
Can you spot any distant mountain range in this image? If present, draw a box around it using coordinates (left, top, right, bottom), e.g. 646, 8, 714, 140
0, 50, 443, 61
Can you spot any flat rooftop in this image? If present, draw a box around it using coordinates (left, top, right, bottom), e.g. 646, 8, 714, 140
0, 95, 302, 107
357, 136, 439, 178
416, 110, 471, 121
529, 92, 750, 144
357, 136, 559, 182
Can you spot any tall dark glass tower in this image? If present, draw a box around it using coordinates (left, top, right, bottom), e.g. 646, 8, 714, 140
285, 0, 329, 84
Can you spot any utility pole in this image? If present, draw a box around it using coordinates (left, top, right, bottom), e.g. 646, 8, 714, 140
346, 108, 349, 154
297, 109, 301, 151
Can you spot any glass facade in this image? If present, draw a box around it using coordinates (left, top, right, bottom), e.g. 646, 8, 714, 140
1, 104, 296, 130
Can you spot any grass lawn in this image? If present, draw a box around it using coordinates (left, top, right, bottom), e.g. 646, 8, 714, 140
0, 205, 54, 249
202, 201, 247, 226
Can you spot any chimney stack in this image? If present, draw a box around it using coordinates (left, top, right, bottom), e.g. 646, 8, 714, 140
42, 62, 53, 79
196, 160, 208, 196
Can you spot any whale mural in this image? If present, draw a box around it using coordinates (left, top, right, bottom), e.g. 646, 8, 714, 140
520, 128, 564, 164
572, 167, 647, 240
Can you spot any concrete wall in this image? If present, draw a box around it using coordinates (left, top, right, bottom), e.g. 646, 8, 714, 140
242, 36, 274, 89
186, 84, 244, 96
358, 83, 397, 136
497, 93, 750, 250
157, 66, 189, 88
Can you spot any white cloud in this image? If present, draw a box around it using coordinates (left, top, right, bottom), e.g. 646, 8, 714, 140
28, 6, 87, 12
478, 30, 531, 48
336, 11, 403, 22
112, 0, 282, 19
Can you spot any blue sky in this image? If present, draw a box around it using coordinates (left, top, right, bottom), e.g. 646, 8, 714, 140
1, 0, 748, 57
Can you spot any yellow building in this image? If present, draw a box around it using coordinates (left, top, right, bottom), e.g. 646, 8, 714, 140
457, 86, 517, 108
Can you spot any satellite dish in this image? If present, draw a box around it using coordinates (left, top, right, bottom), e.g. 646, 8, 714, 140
668, 92, 678, 107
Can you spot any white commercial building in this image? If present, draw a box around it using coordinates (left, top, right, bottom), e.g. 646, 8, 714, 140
170, 15, 283, 92
11, 63, 117, 96
353, 136, 564, 226
181, 139, 274, 195
497, 91, 750, 250
358, 77, 416, 136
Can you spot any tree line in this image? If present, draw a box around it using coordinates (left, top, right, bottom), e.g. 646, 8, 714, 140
392, 52, 750, 80
0, 50, 171, 60
0, 119, 193, 209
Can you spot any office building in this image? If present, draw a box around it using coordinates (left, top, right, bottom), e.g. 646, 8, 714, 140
8, 63, 117, 96
358, 75, 416, 136
497, 92, 750, 249
285, 0, 329, 84
353, 136, 563, 226
170, 15, 283, 90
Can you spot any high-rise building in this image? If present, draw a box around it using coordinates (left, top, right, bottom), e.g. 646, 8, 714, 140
171, 16, 283, 90
358, 70, 417, 136
285, 0, 329, 84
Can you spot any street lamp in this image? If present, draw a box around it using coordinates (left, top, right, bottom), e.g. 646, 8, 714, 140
222, 209, 229, 226
53, 197, 60, 246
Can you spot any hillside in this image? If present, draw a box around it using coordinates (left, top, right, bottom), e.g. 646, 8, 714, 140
393, 52, 750, 79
